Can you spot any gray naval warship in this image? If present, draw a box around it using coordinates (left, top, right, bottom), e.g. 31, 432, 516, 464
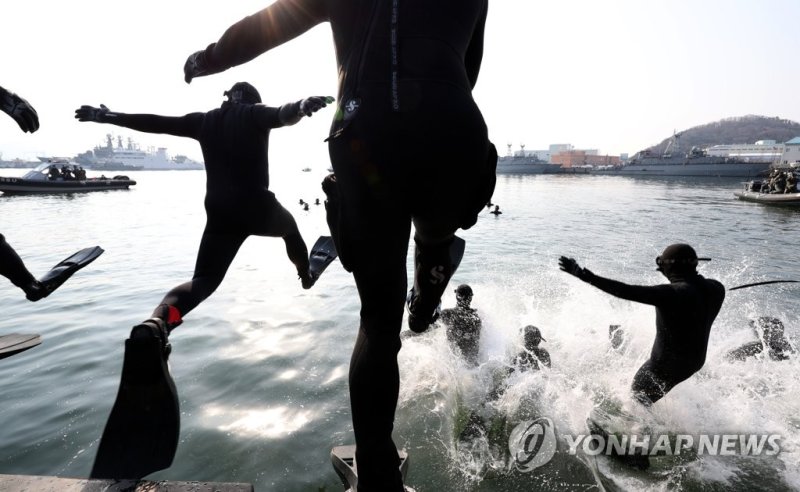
592, 133, 772, 178
496, 144, 564, 175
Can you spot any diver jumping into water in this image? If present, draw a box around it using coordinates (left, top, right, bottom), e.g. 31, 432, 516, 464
440, 284, 482, 366
559, 244, 725, 406
726, 317, 794, 362
183, 2, 496, 489
75, 83, 331, 341
2, 87, 102, 303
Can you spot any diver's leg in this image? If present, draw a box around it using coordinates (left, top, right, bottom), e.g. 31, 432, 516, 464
149, 227, 246, 330
0, 233, 40, 300
406, 222, 457, 333
631, 361, 670, 407
349, 222, 409, 492
254, 194, 311, 286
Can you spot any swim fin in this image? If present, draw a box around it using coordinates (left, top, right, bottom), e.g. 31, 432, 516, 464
0, 333, 42, 361
406, 235, 466, 333
587, 418, 650, 470
91, 323, 179, 479
331, 445, 409, 492
305, 236, 338, 289
28, 246, 104, 301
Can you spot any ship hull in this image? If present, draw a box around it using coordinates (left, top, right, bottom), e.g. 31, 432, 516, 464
592, 162, 771, 178
0, 176, 135, 194
496, 159, 563, 175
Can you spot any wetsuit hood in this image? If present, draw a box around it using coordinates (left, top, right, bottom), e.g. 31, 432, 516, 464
523, 325, 545, 348
656, 243, 710, 277
455, 284, 473, 307
224, 82, 261, 105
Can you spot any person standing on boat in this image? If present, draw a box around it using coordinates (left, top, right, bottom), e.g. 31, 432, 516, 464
182, 2, 496, 489
784, 171, 797, 193
75, 82, 331, 343
559, 244, 725, 407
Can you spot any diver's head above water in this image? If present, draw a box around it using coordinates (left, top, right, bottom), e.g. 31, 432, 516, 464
523, 325, 545, 349
656, 243, 710, 280
454, 284, 473, 308
223, 81, 262, 105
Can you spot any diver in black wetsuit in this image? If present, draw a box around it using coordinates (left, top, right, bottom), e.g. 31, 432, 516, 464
440, 284, 482, 366
183, 2, 495, 489
559, 243, 725, 407
1, 86, 47, 301
75, 83, 331, 340
513, 325, 551, 372
726, 317, 794, 362
0, 233, 48, 301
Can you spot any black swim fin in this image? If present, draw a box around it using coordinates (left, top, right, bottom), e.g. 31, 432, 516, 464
305, 236, 338, 289
331, 445, 409, 492
28, 246, 104, 301
0, 333, 42, 361
91, 324, 179, 479
406, 235, 466, 333
586, 418, 650, 470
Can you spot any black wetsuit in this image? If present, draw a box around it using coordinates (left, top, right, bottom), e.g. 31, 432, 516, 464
441, 305, 482, 366
514, 347, 551, 372
582, 271, 725, 406
197, 2, 495, 489
102, 103, 309, 320
0, 233, 36, 294
727, 339, 793, 362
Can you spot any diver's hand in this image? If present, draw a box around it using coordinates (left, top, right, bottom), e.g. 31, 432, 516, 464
184, 45, 219, 84
559, 256, 589, 281
299, 96, 334, 117
74, 104, 110, 123
1, 91, 39, 133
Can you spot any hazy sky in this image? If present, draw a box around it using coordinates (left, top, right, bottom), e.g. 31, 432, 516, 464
2, 0, 799, 164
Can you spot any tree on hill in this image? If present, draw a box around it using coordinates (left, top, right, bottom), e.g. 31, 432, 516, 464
645, 115, 800, 155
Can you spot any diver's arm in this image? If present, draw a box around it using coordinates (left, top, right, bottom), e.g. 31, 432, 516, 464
1, 85, 39, 133
559, 256, 673, 306
268, 96, 332, 128
582, 271, 675, 306
184, 0, 327, 82
464, 0, 488, 88
75, 105, 204, 139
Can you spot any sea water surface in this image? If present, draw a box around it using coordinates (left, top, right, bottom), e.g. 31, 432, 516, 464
1, 169, 798, 491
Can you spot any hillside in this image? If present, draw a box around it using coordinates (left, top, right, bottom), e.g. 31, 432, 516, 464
646, 115, 800, 154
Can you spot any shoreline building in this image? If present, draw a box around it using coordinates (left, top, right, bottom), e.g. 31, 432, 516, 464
778, 137, 800, 167
705, 140, 784, 162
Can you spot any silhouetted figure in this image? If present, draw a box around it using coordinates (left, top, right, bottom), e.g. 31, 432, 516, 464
559, 244, 725, 407
512, 325, 551, 372
726, 317, 794, 362
183, 3, 496, 489
440, 284, 482, 367
48, 165, 62, 180
75, 82, 331, 343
